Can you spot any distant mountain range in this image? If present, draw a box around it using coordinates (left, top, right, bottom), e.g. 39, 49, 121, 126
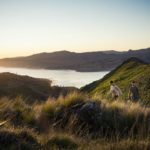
0, 48, 150, 71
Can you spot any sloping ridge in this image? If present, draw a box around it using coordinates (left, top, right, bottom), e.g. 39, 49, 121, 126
0, 72, 52, 102
81, 57, 150, 101
0, 73, 78, 103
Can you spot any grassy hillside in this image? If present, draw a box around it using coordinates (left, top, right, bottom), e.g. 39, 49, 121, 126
0, 59, 150, 149
81, 58, 150, 102
0, 73, 78, 103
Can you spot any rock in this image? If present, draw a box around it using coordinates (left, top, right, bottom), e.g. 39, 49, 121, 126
76, 101, 102, 130
51, 101, 103, 134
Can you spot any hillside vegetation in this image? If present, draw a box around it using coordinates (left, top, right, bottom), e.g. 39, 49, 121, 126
0, 93, 150, 149
82, 58, 150, 103
0, 48, 149, 71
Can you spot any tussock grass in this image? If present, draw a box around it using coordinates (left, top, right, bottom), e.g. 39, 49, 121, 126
79, 138, 150, 150
40, 92, 86, 119
0, 127, 40, 150
36, 93, 150, 139
1, 92, 150, 149
0, 96, 36, 126
58, 92, 87, 107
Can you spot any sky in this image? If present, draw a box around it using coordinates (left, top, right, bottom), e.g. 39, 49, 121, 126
0, 0, 150, 58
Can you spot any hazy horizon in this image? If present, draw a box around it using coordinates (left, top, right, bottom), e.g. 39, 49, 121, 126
0, 47, 150, 59
0, 0, 150, 58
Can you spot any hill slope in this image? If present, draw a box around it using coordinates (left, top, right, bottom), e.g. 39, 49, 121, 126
81, 58, 150, 101
0, 48, 149, 71
0, 73, 77, 102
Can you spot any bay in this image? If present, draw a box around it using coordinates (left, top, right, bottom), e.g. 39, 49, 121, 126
0, 67, 109, 88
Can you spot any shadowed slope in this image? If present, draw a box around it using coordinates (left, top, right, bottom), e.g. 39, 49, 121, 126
0, 73, 78, 103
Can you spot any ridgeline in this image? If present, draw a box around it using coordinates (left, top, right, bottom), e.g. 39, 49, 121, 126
81, 57, 150, 102
0, 48, 149, 71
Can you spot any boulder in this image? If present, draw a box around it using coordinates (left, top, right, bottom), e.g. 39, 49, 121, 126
78, 102, 102, 125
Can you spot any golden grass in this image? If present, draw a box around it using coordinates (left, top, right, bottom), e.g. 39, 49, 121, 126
1, 93, 150, 149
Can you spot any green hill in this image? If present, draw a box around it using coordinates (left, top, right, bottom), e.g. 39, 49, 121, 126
81, 58, 150, 102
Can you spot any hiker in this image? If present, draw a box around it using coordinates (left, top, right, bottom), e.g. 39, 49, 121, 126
109, 81, 122, 100
128, 81, 140, 102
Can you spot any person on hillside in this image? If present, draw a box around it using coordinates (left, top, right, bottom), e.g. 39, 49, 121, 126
109, 81, 122, 100
128, 81, 140, 102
